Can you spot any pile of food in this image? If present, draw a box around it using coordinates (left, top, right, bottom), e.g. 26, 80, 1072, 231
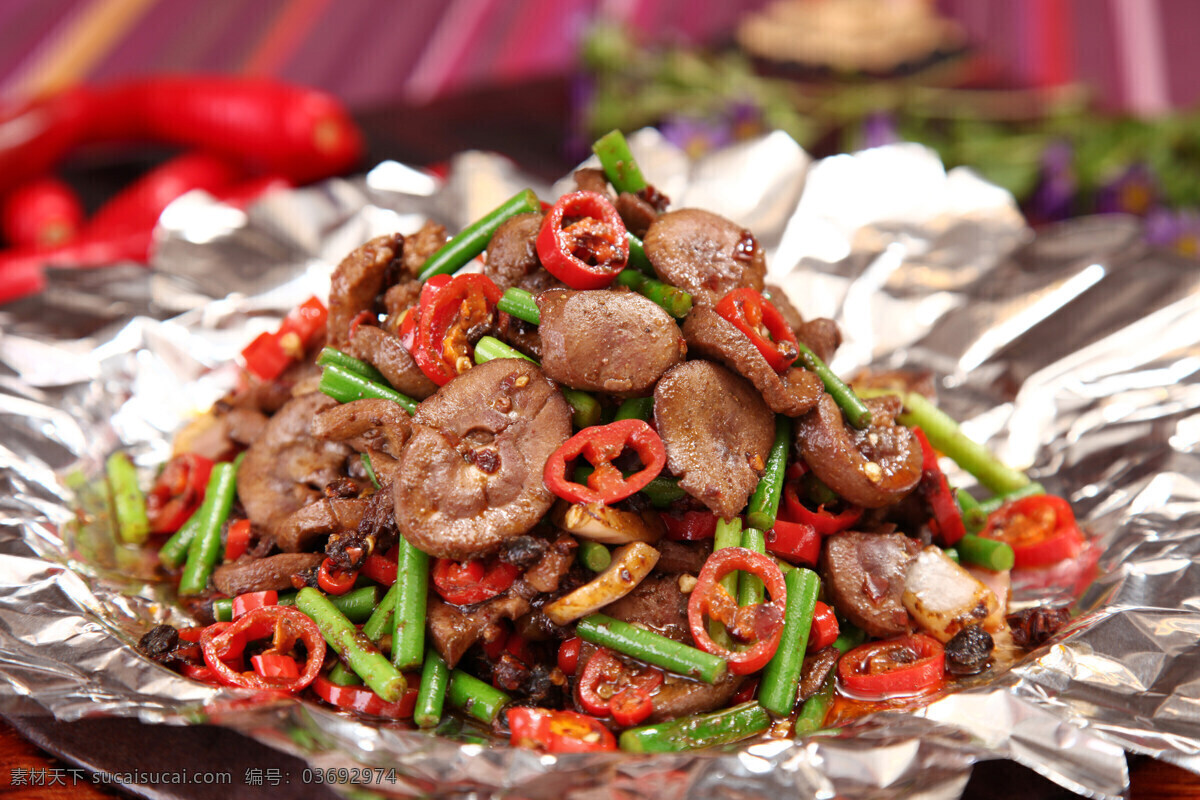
114, 131, 1090, 753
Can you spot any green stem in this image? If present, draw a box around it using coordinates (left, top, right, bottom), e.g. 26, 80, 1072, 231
391, 537, 429, 671
447, 669, 510, 724
414, 649, 449, 728
614, 396, 654, 422
618, 702, 770, 753
417, 189, 541, 282
758, 567, 820, 716
892, 391, 1031, 495
613, 267, 692, 319
957, 488, 984, 533
976, 482, 1046, 516
711, 517, 743, 650
276, 585, 380, 623
360, 453, 380, 490
793, 671, 836, 735
178, 461, 239, 595
592, 129, 648, 194
746, 416, 792, 531
576, 613, 726, 684
319, 364, 417, 414
326, 662, 363, 687
106, 452, 150, 545
316, 347, 388, 384
294, 587, 407, 702
957, 533, 1015, 572
797, 343, 872, 429
497, 287, 541, 325
158, 504, 204, 570
577, 540, 612, 572
362, 581, 398, 643
626, 232, 654, 276
738, 528, 766, 607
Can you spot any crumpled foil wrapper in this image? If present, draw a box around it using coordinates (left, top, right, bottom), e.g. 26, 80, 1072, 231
1, 129, 1198, 800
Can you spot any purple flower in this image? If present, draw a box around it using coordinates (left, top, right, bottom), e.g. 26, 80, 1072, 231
660, 114, 736, 158
1095, 163, 1160, 217
1028, 141, 1076, 224
860, 112, 899, 149
1145, 207, 1200, 257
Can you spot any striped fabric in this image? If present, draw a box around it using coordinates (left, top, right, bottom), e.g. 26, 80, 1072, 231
0, 0, 1197, 111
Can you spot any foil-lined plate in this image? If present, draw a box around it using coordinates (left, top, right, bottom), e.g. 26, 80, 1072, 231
1, 130, 1198, 799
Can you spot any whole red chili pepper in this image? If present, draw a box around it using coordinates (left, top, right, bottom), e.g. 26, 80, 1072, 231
1, 177, 84, 248
85, 77, 363, 183
0, 224, 153, 305
0, 88, 96, 197
88, 151, 245, 234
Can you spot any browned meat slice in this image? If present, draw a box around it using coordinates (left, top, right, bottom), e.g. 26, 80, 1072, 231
236, 393, 355, 532
518, 534, 577, 595
426, 593, 530, 668
383, 279, 421, 323
273, 497, 369, 552
312, 398, 412, 458
683, 306, 823, 417
328, 234, 401, 348
482, 212, 545, 292
401, 220, 448, 277
393, 358, 572, 559
516, 268, 566, 294
223, 407, 268, 445
616, 192, 657, 238
821, 530, 920, 638
326, 485, 399, 570
345, 324, 438, 400
212, 553, 324, 596
654, 361, 774, 519
653, 539, 712, 576
643, 209, 766, 306
536, 289, 685, 395
647, 672, 744, 724
573, 167, 611, 195
798, 645, 840, 702
497, 315, 542, 361
602, 575, 692, 642
795, 393, 922, 508
762, 283, 842, 363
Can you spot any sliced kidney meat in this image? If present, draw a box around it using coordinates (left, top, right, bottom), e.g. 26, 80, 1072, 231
795, 393, 922, 509
653, 360, 774, 519
682, 305, 823, 417
393, 358, 572, 559
536, 289, 685, 395
821, 530, 920, 638
643, 209, 765, 306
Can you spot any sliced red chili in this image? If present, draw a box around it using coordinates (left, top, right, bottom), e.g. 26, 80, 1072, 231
199, 606, 325, 693
317, 557, 358, 595
981, 494, 1083, 568
543, 419, 666, 505
577, 648, 663, 727
507, 707, 617, 753
781, 482, 863, 536
659, 510, 718, 541
241, 296, 328, 382
360, 551, 398, 586
224, 518, 252, 562
837, 634, 945, 700
913, 427, 966, 546
687, 547, 788, 675
764, 519, 822, 566
312, 674, 417, 719
412, 273, 502, 386
251, 653, 299, 680
432, 557, 520, 606
146, 453, 214, 534
714, 288, 799, 372
536, 190, 629, 289
232, 590, 277, 620
557, 637, 582, 674
807, 601, 839, 652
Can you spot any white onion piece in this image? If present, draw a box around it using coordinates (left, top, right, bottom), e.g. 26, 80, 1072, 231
903, 546, 1000, 643
553, 501, 664, 545
542, 542, 660, 626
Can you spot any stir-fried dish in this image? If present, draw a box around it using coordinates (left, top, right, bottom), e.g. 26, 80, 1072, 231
121, 131, 1090, 752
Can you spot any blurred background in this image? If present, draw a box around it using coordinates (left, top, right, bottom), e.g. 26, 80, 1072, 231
2, 0, 1200, 305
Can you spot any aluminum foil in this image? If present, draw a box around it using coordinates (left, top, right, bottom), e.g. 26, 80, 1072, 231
1, 129, 1198, 799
